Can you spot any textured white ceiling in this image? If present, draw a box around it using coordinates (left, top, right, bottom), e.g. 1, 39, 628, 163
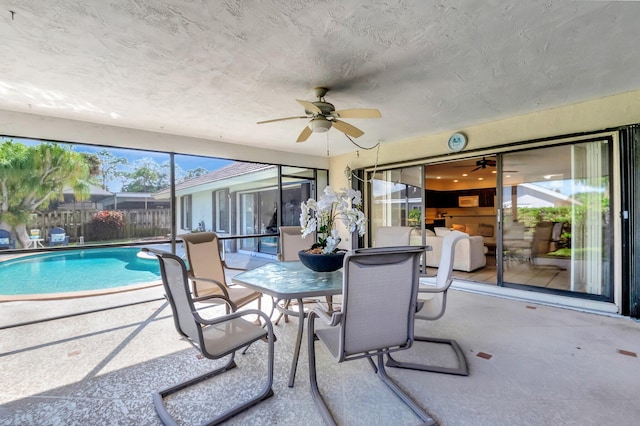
1, 1, 640, 157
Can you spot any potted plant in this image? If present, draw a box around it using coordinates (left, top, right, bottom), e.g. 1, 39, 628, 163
298, 186, 366, 271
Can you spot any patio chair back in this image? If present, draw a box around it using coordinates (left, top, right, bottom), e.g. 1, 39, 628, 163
179, 232, 262, 312
373, 226, 413, 247
153, 250, 203, 342
48, 227, 69, 246
0, 229, 16, 249
180, 232, 229, 295
339, 246, 426, 359
278, 226, 313, 261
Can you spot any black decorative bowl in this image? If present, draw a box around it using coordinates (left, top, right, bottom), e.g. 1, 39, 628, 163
298, 250, 345, 272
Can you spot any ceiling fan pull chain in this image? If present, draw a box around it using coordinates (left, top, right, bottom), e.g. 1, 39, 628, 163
326, 132, 330, 156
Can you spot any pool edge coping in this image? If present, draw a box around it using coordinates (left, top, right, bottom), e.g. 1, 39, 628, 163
0, 280, 163, 302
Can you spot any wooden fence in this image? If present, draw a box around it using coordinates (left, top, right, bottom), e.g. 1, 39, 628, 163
27, 209, 172, 243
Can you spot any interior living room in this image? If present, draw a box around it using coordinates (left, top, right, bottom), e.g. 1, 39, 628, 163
424, 156, 499, 284
368, 142, 593, 295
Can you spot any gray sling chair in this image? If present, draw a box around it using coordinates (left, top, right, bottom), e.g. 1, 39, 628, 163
308, 245, 437, 426
275, 226, 329, 324
374, 226, 413, 247
144, 248, 275, 426
386, 230, 470, 376
179, 232, 263, 316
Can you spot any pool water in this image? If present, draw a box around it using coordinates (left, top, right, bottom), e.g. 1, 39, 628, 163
0, 247, 162, 296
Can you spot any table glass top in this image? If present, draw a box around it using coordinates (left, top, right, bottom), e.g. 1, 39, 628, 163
232, 261, 343, 298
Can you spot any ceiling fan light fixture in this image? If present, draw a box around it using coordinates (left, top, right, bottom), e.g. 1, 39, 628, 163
311, 117, 332, 133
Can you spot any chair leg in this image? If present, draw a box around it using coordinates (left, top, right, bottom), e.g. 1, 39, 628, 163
376, 354, 438, 425
154, 343, 274, 425
308, 312, 338, 426
274, 299, 291, 325
386, 336, 469, 376
309, 311, 437, 426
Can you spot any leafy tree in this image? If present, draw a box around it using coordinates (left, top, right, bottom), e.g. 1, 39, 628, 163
182, 167, 208, 182
0, 140, 97, 248
120, 158, 207, 192
121, 157, 164, 192
95, 149, 127, 191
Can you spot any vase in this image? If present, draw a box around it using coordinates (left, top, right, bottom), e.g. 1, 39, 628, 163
298, 250, 346, 272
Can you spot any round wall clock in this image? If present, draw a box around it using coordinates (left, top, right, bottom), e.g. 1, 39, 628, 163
447, 132, 468, 152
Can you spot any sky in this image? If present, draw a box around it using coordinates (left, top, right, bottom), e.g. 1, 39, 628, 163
3, 136, 232, 192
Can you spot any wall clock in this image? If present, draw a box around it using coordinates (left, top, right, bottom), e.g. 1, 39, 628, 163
447, 132, 468, 152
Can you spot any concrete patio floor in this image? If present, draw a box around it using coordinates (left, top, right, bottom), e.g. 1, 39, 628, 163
2, 277, 640, 426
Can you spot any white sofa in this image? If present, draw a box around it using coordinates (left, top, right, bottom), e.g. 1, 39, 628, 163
424, 227, 487, 272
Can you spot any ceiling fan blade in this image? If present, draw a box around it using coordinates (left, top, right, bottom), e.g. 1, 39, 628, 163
296, 125, 312, 143
470, 166, 482, 172
333, 108, 381, 119
257, 116, 308, 124
332, 119, 364, 138
296, 99, 322, 115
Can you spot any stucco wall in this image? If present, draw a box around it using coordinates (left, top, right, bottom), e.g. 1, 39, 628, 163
329, 89, 640, 183
328, 89, 640, 250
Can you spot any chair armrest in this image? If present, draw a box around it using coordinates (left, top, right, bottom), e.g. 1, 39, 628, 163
186, 272, 230, 298
191, 293, 238, 312
310, 302, 343, 326
195, 308, 272, 330
418, 282, 447, 294
221, 260, 247, 272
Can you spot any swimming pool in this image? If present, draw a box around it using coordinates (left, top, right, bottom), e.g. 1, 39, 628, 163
0, 247, 163, 298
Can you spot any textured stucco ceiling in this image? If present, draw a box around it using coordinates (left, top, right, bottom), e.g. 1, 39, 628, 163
1, 1, 640, 157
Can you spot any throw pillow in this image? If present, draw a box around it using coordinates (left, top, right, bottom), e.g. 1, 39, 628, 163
0, 238, 9, 245
434, 227, 451, 237
465, 223, 478, 235
51, 233, 66, 243
478, 223, 495, 237
451, 223, 467, 232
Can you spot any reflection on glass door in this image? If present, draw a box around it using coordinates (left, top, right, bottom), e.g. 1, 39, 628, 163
240, 193, 258, 251
368, 167, 423, 246
500, 140, 611, 299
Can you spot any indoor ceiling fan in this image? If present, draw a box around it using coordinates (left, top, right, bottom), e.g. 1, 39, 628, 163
471, 157, 496, 172
257, 87, 381, 142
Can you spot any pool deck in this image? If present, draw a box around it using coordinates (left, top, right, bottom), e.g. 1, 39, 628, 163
2, 276, 640, 425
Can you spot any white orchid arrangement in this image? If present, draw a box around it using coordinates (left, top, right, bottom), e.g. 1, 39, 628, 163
300, 186, 367, 254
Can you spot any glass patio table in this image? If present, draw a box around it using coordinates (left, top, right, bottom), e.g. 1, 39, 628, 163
232, 261, 342, 387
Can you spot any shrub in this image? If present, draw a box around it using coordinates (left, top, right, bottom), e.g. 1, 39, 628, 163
90, 210, 125, 241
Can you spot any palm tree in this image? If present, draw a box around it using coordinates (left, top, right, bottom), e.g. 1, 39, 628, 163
0, 141, 97, 248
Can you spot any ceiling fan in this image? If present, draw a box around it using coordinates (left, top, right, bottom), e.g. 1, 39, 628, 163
471, 157, 496, 172
257, 87, 381, 142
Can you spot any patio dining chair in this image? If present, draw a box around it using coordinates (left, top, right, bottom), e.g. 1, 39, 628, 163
308, 245, 436, 426
144, 248, 275, 426
179, 232, 263, 315
386, 230, 469, 376
274, 226, 321, 324
374, 226, 413, 247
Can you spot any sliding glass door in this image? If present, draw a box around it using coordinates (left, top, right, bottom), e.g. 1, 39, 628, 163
500, 140, 612, 299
